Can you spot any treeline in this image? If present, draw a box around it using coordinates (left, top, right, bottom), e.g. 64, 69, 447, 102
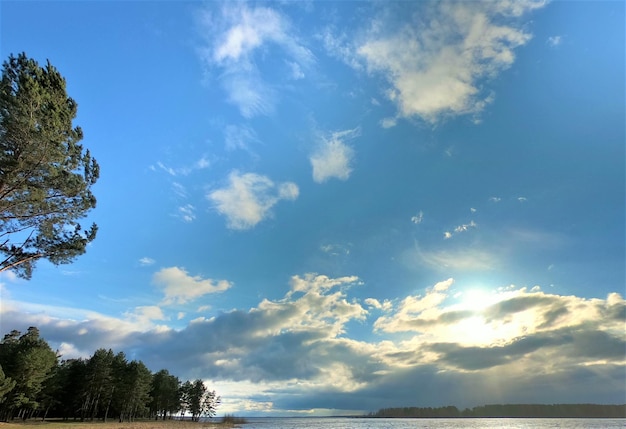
0, 327, 220, 422
370, 403, 626, 418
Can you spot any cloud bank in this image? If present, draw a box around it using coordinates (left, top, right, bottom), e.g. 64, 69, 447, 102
2, 274, 623, 415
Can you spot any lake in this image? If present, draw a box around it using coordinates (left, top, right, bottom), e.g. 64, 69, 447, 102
238, 417, 626, 428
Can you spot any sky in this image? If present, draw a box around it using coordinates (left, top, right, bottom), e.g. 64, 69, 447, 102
0, 0, 625, 417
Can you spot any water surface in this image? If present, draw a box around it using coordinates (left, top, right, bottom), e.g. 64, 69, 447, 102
239, 417, 626, 429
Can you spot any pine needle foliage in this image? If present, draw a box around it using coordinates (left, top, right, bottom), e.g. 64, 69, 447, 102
0, 53, 99, 278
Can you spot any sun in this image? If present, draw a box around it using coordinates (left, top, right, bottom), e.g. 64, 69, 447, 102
450, 288, 505, 345
458, 288, 495, 311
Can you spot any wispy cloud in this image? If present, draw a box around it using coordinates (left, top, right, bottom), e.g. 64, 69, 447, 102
318, 25, 364, 71
177, 204, 196, 223
224, 124, 261, 153
208, 171, 299, 230
380, 117, 398, 129
153, 266, 232, 305
152, 158, 210, 177
410, 246, 498, 271
444, 220, 477, 239
286, 60, 305, 80
357, 1, 546, 123
310, 128, 359, 183
546, 35, 562, 47
198, 3, 314, 118
320, 243, 351, 257
171, 182, 188, 198
411, 211, 424, 225
139, 257, 156, 266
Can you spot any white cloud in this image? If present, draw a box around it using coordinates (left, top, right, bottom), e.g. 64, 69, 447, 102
365, 298, 393, 312
153, 266, 232, 305
198, 3, 314, 117
454, 221, 476, 233
411, 211, 424, 224
547, 35, 562, 47
125, 305, 166, 327
289, 273, 360, 295
310, 128, 359, 183
0, 270, 17, 284
208, 171, 299, 230
155, 161, 177, 176
320, 243, 351, 257
278, 182, 299, 199
357, 1, 545, 123
211, 6, 286, 64
380, 117, 397, 129
139, 257, 156, 266
57, 342, 90, 360
196, 157, 210, 169
177, 204, 196, 223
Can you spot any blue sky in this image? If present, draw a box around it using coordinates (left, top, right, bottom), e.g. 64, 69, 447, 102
1, 0, 624, 417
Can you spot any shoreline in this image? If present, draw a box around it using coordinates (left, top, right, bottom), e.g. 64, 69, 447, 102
0, 420, 235, 429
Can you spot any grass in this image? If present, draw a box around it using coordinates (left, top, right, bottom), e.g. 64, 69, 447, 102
0, 419, 241, 429
219, 416, 246, 425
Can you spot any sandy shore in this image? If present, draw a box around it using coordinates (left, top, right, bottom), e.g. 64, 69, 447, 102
0, 420, 234, 429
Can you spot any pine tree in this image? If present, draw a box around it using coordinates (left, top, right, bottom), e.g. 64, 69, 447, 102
0, 53, 99, 279
0, 327, 57, 420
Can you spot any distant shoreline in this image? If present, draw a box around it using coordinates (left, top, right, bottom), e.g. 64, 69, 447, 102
368, 403, 626, 419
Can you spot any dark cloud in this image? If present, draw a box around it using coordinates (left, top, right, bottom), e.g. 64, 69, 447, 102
538, 305, 569, 329
484, 295, 556, 321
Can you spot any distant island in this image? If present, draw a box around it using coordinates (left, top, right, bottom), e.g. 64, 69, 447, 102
369, 403, 626, 418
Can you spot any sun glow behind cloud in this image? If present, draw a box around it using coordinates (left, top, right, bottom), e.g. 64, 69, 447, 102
2, 274, 623, 413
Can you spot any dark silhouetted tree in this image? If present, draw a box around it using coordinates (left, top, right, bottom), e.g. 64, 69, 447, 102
183, 379, 220, 422
150, 369, 181, 420
0, 365, 16, 406
80, 348, 114, 421
0, 327, 57, 420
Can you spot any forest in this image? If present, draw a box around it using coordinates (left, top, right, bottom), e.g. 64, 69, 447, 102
0, 327, 220, 422
370, 403, 626, 418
